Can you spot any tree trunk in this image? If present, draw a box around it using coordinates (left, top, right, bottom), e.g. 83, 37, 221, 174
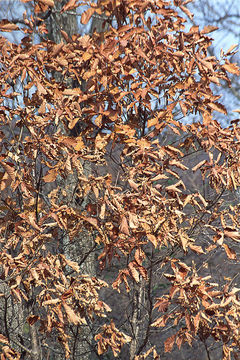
45, 3, 109, 359
129, 279, 145, 360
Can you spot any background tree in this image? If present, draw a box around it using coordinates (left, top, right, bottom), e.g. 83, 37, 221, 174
0, 1, 240, 360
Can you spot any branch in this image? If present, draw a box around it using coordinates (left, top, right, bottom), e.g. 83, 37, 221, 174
10, 338, 33, 356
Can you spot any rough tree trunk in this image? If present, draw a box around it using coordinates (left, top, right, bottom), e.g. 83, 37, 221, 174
46, 2, 109, 359
129, 279, 145, 360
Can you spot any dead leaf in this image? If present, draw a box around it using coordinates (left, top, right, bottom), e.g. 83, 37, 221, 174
81, 7, 95, 25
120, 216, 130, 235
40, 0, 54, 7
128, 262, 140, 282
0, 20, 19, 32
201, 25, 218, 34
43, 168, 58, 183
180, 5, 193, 20
192, 160, 206, 172
147, 234, 158, 248
189, 244, 205, 254
225, 44, 238, 55
222, 63, 240, 75
222, 244, 236, 260
99, 203, 106, 220
164, 334, 176, 353
27, 315, 40, 325
128, 179, 139, 190
151, 174, 168, 182
62, 301, 81, 325
43, 298, 61, 306
61, 0, 78, 13
224, 228, 240, 242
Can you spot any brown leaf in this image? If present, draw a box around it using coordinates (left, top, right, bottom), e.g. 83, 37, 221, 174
64, 258, 80, 272
43, 298, 61, 306
1, 162, 15, 181
0, 333, 9, 344
38, 100, 46, 114
27, 315, 39, 325
154, 298, 169, 312
0, 20, 19, 32
151, 315, 168, 327
63, 88, 81, 95
0, 162, 15, 190
128, 179, 139, 190
82, 51, 92, 61
128, 262, 140, 282
61, 0, 78, 13
166, 180, 185, 193
197, 193, 208, 207
40, 0, 54, 7
81, 7, 95, 25
169, 159, 188, 170
208, 102, 227, 114
192, 160, 206, 172
174, 51, 185, 58
225, 44, 238, 55
95, 133, 108, 150
224, 228, 240, 242
148, 117, 159, 127
194, 312, 201, 334
151, 174, 168, 182
222, 244, 236, 260
28, 213, 41, 231
84, 216, 99, 228
52, 42, 64, 57
189, 244, 205, 254
180, 233, 190, 251
61, 30, 71, 42
120, 216, 130, 236
62, 301, 81, 325
201, 25, 218, 34
164, 334, 176, 353
180, 5, 193, 20
185, 311, 192, 331
222, 63, 240, 75
179, 101, 188, 116
43, 168, 58, 183
147, 234, 158, 248
183, 194, 192, 207
99, 203, 106, 220
74, 136, 85, 151
36, 81, 47, 95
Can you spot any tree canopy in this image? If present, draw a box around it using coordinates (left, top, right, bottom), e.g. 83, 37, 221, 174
0, 1, 240, 359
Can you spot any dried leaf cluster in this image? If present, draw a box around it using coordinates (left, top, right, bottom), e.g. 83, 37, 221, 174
0, 0, 240, 359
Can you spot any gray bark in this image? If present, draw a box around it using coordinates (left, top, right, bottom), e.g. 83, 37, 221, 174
45, 3, 109, 359
0, 282, 24, 356
129, 279, 145, 360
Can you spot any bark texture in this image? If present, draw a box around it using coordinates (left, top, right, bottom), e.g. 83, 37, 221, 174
45, 3, 108, 359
